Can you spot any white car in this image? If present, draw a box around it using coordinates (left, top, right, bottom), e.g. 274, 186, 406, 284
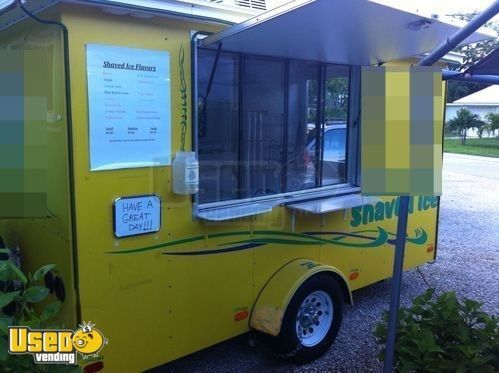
306, 122, 347, 186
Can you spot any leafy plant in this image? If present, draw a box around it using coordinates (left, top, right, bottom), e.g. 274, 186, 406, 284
375, 289, 499, 372
0, 247, 63, 372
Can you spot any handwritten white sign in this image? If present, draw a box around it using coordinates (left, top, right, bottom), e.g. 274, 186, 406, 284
113, 195, 161, 238
86, 44, 171, 171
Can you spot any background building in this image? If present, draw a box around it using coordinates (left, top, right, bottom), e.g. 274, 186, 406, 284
446, 85, 499, 137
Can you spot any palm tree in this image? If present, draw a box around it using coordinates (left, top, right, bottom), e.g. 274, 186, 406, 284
446, 108, 485, 145
484, 112, 499, 137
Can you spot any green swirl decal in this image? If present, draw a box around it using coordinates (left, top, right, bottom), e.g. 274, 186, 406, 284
407, 228, 427, 245
106, 227, 428, 255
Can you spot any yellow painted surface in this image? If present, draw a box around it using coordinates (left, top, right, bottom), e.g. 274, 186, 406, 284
251, 206, 323, 303
58, 5, 244, 371
0, 4, 440, 372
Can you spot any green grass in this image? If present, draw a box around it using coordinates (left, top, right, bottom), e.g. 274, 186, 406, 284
444, 137, 499, 158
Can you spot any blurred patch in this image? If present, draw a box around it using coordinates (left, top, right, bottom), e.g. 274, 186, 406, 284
0, 51, 48, 217
361, 66, 442, 196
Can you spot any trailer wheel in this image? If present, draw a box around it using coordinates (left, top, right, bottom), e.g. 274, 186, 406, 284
270, 274, 344, 363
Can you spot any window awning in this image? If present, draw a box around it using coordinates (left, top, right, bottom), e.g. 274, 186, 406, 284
200, 0, 494, 66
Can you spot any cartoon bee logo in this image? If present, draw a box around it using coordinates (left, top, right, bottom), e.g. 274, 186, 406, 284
72, 321, 107, 358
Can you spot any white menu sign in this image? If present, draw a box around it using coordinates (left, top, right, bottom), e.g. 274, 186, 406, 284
86, 44, 171, 171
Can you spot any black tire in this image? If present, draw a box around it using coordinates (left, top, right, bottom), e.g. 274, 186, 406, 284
267, 273, 344, 364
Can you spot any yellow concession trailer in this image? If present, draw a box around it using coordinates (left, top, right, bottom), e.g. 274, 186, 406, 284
0, 0, 491, 371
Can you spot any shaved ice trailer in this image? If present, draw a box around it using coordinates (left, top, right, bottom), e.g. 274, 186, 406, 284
0, 0, 490, 371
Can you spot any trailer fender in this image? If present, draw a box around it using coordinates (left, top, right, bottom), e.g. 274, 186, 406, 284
250, 259, 352, 336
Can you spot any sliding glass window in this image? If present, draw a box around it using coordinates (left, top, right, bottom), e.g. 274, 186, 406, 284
322, 65, 350, 186
286, 61, 320, 192
197, 49, 356, 205
197, 50, 240, 203
241, 57, 285, 198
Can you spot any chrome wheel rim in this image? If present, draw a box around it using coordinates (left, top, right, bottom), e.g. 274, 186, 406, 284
295, 290, 333, 347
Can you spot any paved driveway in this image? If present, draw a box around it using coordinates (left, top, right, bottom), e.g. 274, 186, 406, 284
157, 154, 499, 372
443, 153, 499, 180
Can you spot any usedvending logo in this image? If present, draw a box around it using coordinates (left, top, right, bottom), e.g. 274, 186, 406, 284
8, 321, 107, 365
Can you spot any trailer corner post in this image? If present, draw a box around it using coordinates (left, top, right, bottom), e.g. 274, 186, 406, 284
383, 195, 410, 373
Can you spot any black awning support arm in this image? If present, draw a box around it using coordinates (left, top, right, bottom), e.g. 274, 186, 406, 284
205, 43, 223, 100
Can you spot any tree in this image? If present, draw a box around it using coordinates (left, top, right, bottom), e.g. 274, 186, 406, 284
447, 81, 490, 104
446, 13, 499, 103
449, 12, 499, 71
446, 108, 485, 144
484, 112, 499, 137
325, 77, 349, 120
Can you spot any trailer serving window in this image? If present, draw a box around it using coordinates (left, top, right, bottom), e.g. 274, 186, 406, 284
197, 49, 360, 207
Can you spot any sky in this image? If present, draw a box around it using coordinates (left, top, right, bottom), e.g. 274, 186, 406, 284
374, 0, 499, 22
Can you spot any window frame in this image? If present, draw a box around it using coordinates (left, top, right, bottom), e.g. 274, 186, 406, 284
193, 44, 361, 211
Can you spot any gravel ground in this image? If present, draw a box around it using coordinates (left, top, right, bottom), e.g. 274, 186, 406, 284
157, 155, 499, 373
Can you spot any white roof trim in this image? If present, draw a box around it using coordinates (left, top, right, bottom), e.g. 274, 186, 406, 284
452, 85, 499, 105
447, 103, 499, 106
0, 0, 14, 10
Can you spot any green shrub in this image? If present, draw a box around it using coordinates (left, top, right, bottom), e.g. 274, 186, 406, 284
0, 247, 65, 372
375, 289, 499, 372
